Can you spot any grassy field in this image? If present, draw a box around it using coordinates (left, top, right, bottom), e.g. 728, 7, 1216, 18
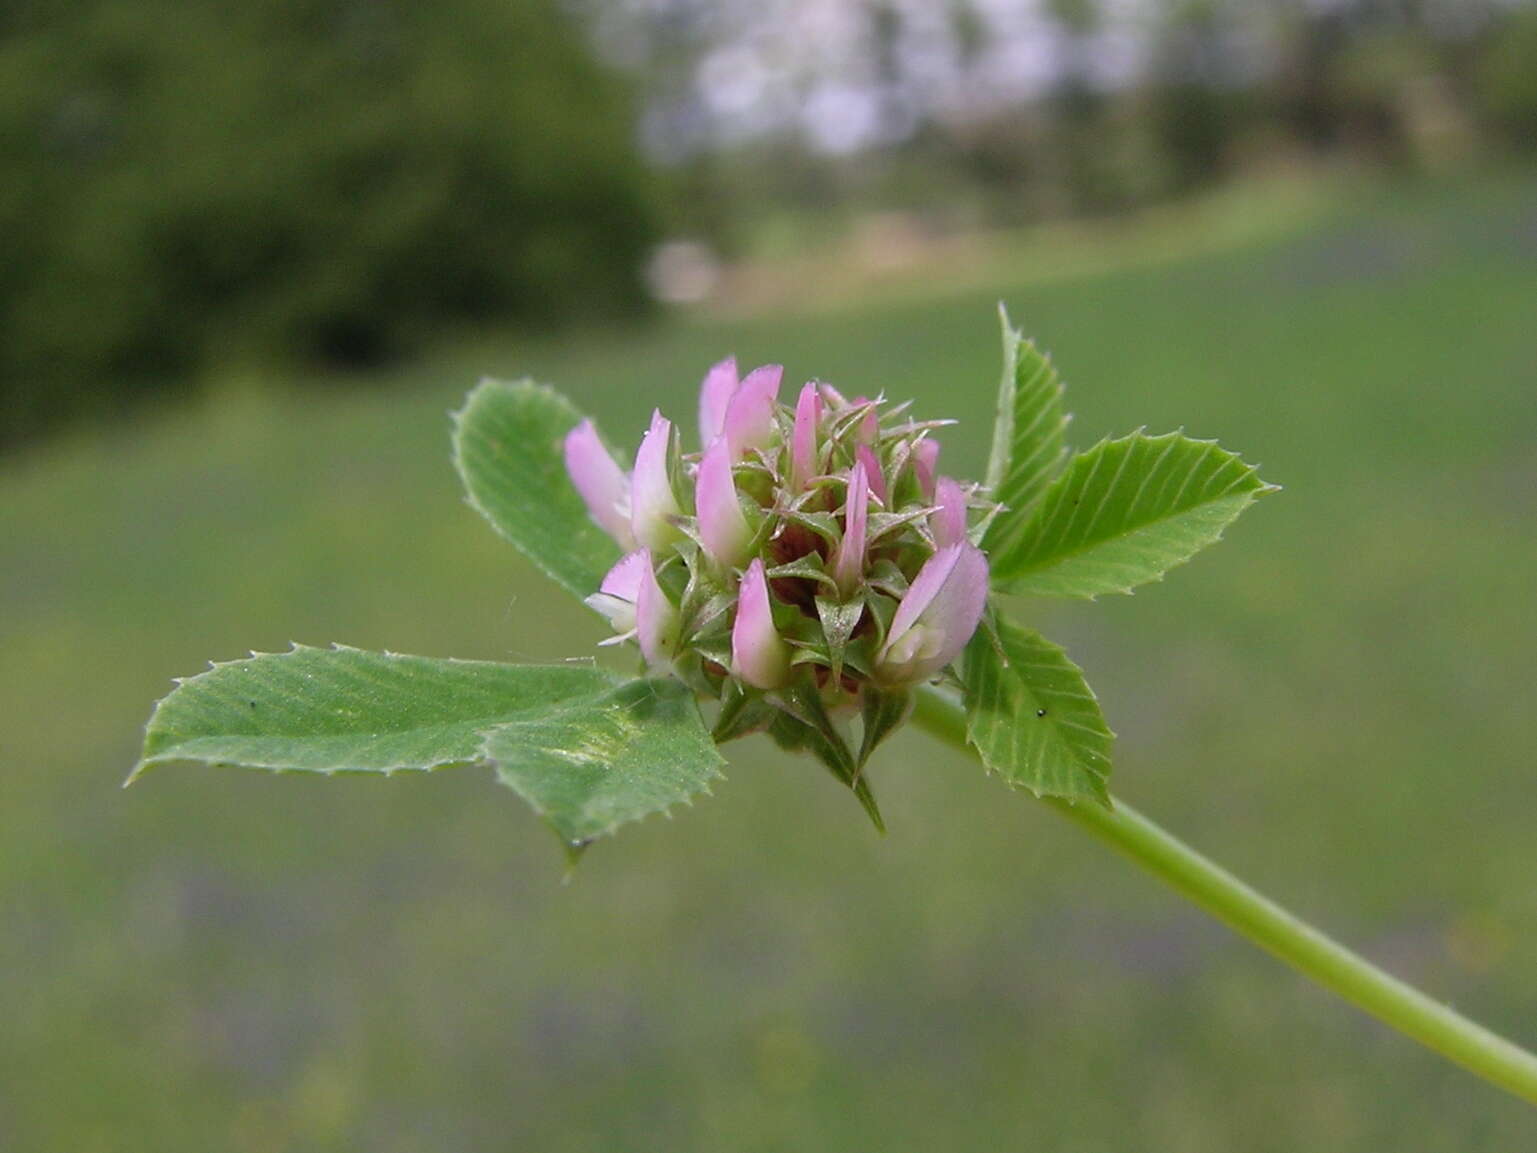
4, 172, 1537, 1151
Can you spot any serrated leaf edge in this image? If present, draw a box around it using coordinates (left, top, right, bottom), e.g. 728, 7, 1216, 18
449, 376, 614, 603
129, 642, 615, 784
993, 428, 1279, 600
479, 679, 727, 844
962, 620, 1116, 808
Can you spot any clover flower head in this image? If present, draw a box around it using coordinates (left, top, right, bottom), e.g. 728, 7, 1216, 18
563, 360, 992, 766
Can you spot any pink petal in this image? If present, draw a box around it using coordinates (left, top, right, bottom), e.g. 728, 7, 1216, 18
931, 476, 967, 548
696, 436, 753, 568
629, 410, 682, 552
723, 364, 783, 460
585, 549, 649, 635
833, 461, 870, 594
818, 381, 849, 409
563, 420, 635, 549
856, 443, 887, 505
731, 558, 790, 689
600, 548, 648, 600
635, 551, 678, 667
878, 543, 989, 683
911, 438, 940, 503
697, 357, 739, 449
850, 396, 879, 444
790, 381, 821, 492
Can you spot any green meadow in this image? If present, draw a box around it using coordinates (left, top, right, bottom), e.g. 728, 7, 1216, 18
4, 173, 1536, 1150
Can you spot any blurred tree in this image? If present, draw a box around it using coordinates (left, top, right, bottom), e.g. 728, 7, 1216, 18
1148, 0, 1248, 194
0, 0, 657, 445
1477, 2, 1537, 151
1045, 0, 1126, 213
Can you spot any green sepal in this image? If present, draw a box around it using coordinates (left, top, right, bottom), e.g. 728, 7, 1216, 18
767, 553, 841, 593
866, 508, 936, 546
857, 685, 913, 770
865, 558, 910, 599
712, 679, 777, 744
780, 509, 841, 546
815, 594, 866, 682
768, 680, 884, 832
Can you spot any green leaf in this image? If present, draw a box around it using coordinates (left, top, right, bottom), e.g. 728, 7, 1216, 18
961, 617, 1113, 806
453, 378, 620, 601
989, 431, 1275, 599
133, 645, 615, 779
483, 677, 725, 846
983, 307, 1069, 549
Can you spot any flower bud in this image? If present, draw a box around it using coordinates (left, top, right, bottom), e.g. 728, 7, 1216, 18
850, 396, 879, 444
911, 438, 940, 503
732, 558, 790, 689
876, 543, 989, 685
697, 436, 753, 568
571, 359, 990, 736
584, 549, 648, 639
722, 365, 783, 460
697, 357, 739, 449
564, 420, 635, 549
931, 476, 968, 548
630, 410, 682, 552
856, 443, 887, 505
833, 460, 870, 596
634, 551, 680, 668
790, 382, 821, 493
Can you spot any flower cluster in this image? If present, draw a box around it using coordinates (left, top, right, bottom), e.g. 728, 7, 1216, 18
564, 359, 989, 757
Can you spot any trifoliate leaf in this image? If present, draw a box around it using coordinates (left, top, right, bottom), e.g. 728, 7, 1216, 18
988, 431, 1275, 599
133, 645, 615, 780
453, 378, 621, 601
483, 677, 724, 847
961, 617, 1113, 806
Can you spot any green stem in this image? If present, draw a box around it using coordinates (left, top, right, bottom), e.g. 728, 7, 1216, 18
911, 686, 1537, 1105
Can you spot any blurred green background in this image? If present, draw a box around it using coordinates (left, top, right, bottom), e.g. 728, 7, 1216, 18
4, 1, 1537, 1149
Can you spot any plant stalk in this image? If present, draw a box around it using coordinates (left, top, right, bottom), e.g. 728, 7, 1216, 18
911, 685, 1537, 1105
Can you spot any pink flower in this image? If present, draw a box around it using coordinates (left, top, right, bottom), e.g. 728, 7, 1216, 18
856, 443, 887, 505
564, 419, 635, 549
876, 543, 989, 684
722, 365, 783, 460
790, 382, 821, 493
584, 549, 648, 639
931, 476, 968, 548
849, 396, 879, 444
629, 410, 682, 552
635, 554, 680, 667
586, 549, 678, 669
833, 460, 870, 596
731, 558, 790, 689
696, 436, 753, 568
697, 358, 739, 448
911, 438, 940, 503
